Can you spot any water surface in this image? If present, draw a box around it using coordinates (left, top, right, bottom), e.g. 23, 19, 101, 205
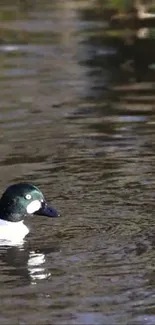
0, 1, 155, 324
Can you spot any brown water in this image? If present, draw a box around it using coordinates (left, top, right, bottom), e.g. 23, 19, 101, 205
0, 1, 155, 324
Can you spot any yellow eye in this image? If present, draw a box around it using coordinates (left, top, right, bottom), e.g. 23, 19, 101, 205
25, 194, 31, 200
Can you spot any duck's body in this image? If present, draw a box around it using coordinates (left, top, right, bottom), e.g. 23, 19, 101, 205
0, 183, 59, 245
0, 218, 29, 238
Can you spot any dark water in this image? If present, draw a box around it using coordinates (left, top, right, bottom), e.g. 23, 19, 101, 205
0, 1, 155, 324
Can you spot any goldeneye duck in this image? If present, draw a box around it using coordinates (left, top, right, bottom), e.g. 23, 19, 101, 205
0, 183, 59, 243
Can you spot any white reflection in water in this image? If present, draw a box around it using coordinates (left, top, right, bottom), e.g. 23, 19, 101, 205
0, 243, 51, 285
28, 251, 51, 283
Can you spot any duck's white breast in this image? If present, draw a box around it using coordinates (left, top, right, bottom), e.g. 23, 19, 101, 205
0, 219, 29, 241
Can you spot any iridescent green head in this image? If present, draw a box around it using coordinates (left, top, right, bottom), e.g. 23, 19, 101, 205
0, 183, 59, 222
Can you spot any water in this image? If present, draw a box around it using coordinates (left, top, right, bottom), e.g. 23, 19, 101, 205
0, 1, 155, 324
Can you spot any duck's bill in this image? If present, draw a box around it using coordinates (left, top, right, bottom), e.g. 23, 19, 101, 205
36, 202, 59, 218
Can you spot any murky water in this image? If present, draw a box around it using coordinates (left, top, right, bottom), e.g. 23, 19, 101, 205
0, 1, 155, 324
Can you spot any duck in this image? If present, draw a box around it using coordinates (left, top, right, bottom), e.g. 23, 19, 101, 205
0, 183, 59, 244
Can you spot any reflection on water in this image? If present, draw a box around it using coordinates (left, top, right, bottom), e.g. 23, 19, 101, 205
0, 0, 155, 324
0, 245, 52, 285
28, 251, 50, 283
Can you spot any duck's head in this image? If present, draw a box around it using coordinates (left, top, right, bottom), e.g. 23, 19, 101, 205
0, 183, 59, 222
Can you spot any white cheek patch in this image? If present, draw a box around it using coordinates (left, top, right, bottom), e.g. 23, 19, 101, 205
26, 200, 41, 214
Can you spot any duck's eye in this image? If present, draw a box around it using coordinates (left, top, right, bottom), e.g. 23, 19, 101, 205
25, 194, 32, 200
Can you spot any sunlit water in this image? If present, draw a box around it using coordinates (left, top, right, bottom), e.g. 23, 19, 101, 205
0, 1, 155, 324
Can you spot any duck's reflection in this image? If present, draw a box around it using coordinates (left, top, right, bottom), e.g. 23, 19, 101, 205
27, 250, 51, 283
0, 241, 59, 285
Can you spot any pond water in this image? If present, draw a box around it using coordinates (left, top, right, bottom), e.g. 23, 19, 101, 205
0, 1, 155, 324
